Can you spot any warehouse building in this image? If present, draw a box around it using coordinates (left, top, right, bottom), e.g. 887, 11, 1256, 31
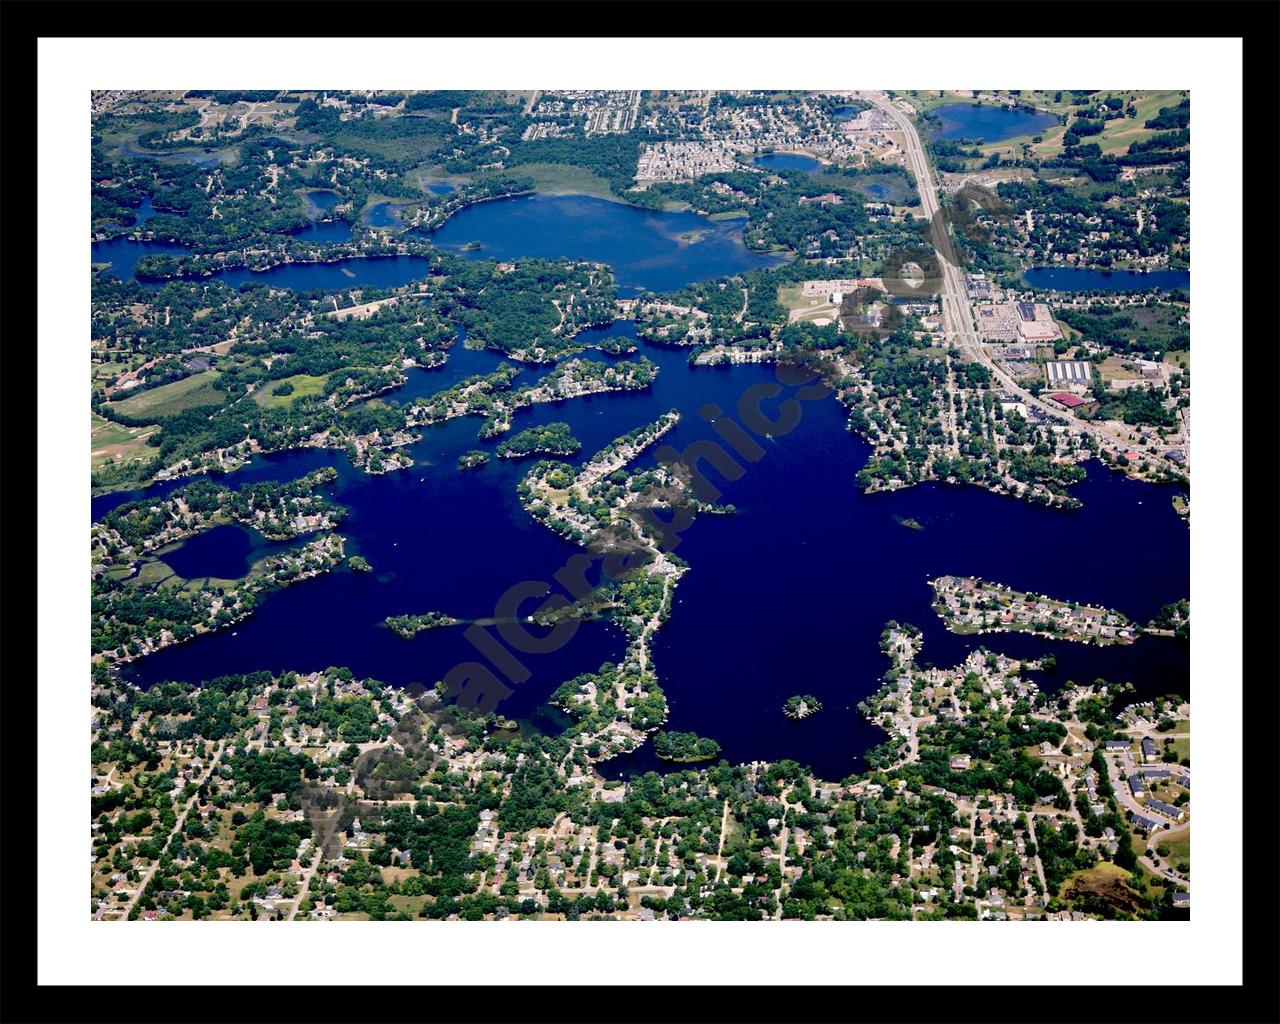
1045, 360, 1092, 385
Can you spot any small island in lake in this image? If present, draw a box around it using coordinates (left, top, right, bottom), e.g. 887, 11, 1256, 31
347, 555, 373, 572
653, 730, 722, 763
893, 514, 924, 531
593, 335, 638, 355
783, 695, 823, 720
385, 611, 461, 638
458, 450, 489, 470
495, 421, 582, 459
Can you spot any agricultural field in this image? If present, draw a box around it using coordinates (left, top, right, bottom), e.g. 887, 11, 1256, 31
105, 369, 225, 419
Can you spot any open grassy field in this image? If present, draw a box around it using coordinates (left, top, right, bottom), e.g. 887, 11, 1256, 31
106, 369, 225, 419
508, 162, 623, 202
388, 894, 426, 917
1098, 356, 1141, 381
777, 284, 832, 316
901, 90, 981, 113
252, 373, 328, 410
131, 559, 177, 588
1155, 827, 1190, 868
92, 356, 151, 386
91, 413, 156, 470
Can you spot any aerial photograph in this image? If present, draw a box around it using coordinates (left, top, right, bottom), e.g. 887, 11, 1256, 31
88, 88, 1191, 923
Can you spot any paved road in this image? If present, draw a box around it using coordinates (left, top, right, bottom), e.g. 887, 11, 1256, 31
286, 738, 395, 920
1025, 814, 1049, 893
863, 93, 1189, 476
104, 740, 227, 921
773, 810, 790, 920
712, 798, 731, 885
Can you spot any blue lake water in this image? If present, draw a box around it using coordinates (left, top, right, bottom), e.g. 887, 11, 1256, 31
211, 256, 436, 291
422, 193, 785, 293
364, 202, 403, 228
92, 237, 192, 282
295, 190, 353, 242
304, 190, 341, 216
426, 182, 457, 196
93, 192, 782, 296
121, 331, 1189, 781
832, 106, 861, 121
158, 523, 305, 580
931, 103, 1058, 142
91, 236, 436, 292
126, 197, 160, 227
1022, 268, 1190, 293
291, 219, 354, 243
754, 153, 822, 172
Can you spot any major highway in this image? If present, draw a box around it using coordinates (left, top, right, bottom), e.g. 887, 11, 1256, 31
862, 92, 1189, 476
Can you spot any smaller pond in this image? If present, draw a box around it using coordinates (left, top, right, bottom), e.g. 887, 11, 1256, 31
753, 153, 822, 172
931, 103, 1058, 143
92, 236, 191, 282
291, 219, 354, 243
157, 523, 302, 580
131, 196, 160, 226
426, 182, 457, 196
303, 190, 341, 216
1022, 267, 1190, 293
364, 202, 404, 228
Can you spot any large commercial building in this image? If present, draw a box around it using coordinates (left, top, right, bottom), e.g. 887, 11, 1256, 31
1016, 302, 1064, 343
